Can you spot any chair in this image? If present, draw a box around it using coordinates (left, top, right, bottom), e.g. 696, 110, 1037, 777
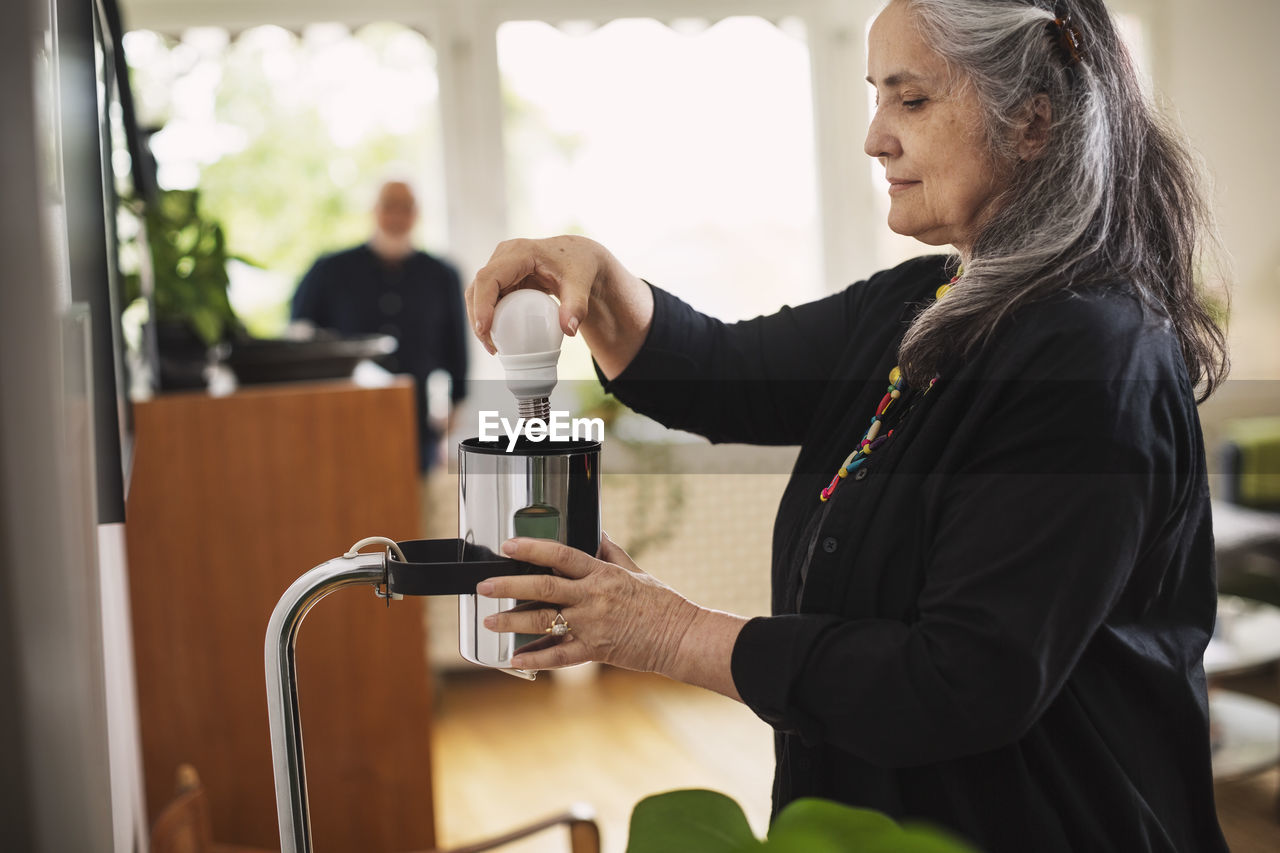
151, 764, 600, 853
409, 805, 601, 853
150, 765, 273, 853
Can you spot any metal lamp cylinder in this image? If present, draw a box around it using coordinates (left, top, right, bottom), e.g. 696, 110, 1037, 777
457, 436, 601, 679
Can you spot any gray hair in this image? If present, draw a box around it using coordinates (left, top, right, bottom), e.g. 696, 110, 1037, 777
896, 0, 1229, 400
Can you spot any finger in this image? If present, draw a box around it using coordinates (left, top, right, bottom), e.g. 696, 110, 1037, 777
551, 248, 592, 338
557, 289, 588, 337
483, 604, 563, 636
465, 271, 497, 355
463, 274, 485, 352
466, 253, 499, 354
511, 637, 592, 672
512, 633, 569, 655
476, 571, 578, 605
471, 241, 539, 349
502, 537, 599, 580
597, 531, 639, 571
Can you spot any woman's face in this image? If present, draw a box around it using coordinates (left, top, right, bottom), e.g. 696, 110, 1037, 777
864, 0, 1007, 255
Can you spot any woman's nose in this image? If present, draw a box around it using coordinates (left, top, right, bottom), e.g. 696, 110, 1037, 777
864, 108, 900, 160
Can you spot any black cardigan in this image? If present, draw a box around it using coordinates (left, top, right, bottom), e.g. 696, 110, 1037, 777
601, 255, 1227, 853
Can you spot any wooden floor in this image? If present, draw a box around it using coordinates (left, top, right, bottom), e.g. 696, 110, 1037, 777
1212, 669, 1280, 853
430, 666, 1280, 853
429, 666, 774, 853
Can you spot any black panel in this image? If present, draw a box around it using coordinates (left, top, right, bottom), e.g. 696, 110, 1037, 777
56, 0, 129, 523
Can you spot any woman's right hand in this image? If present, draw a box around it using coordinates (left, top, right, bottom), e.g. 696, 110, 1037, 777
466, 235, 654, 380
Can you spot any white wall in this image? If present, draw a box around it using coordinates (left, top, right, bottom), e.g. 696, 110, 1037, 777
1161, 0, 1280, 380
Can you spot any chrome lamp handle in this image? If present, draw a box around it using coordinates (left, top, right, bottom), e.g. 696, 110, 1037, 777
264, 552, 386, 853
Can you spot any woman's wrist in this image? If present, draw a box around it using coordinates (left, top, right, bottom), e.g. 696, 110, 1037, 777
582, 248, 654, 381
660, 604, 748, 702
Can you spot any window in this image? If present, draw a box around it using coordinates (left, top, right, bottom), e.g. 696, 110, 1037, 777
498, 17, 822, 327
123, 23, 446, 335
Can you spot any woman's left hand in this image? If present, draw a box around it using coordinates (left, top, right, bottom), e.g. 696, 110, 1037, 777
477, 533, 700, 674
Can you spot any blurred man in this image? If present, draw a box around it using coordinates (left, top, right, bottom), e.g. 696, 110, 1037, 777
292, 180, 468, 491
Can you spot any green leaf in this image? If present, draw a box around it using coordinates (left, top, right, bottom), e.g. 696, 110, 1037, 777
759, 826, 847, 853
132, 188, 238, 341
767, 799, 980, 853
627, 789, 761, 853
189, 307, 222, 347
769, 798, 899, 847
624, 789, 982, 853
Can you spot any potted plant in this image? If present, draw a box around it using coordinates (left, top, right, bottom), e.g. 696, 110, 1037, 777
122, 188, 242, 389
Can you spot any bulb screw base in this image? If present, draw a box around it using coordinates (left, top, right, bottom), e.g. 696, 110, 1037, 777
517, 397, 552, 421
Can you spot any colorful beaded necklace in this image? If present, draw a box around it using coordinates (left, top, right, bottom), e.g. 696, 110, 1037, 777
818, 271, 959, 502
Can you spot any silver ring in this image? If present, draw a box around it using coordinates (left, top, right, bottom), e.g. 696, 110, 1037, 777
545, 611, 570, 637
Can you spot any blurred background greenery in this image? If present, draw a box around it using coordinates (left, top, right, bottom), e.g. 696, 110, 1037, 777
124, 24, 449, 336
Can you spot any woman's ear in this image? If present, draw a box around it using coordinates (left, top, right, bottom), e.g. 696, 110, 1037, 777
1016, 93, 1053, 161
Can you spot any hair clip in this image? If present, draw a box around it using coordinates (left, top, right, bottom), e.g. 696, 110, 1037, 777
1048, 12, 1085, 67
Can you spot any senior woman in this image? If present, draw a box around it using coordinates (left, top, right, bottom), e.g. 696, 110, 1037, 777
467, 0, 1230, 849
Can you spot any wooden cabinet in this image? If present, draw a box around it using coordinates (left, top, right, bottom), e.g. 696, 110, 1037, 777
126, 380, 435, 851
